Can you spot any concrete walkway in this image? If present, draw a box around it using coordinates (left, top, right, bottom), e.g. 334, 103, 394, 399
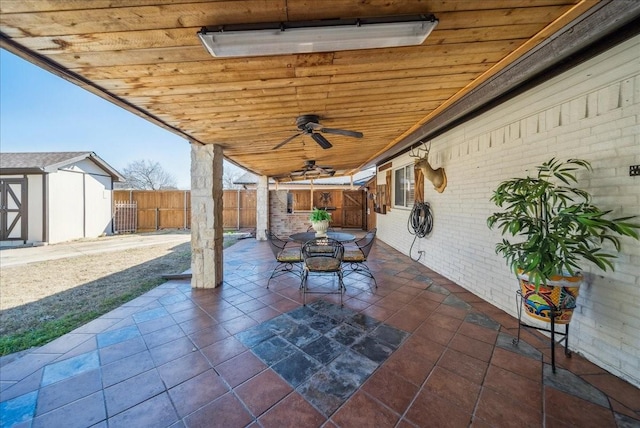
0, 232, 191, 267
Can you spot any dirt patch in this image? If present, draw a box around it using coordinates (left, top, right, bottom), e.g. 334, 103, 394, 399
0, 239, 191, 337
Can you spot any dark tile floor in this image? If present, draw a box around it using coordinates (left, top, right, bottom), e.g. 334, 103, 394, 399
1, 237, 639, 427
237, 300, 408, 417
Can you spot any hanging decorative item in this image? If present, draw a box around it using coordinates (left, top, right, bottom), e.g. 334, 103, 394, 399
320, 192, 332, 206
410, 141, 447, 193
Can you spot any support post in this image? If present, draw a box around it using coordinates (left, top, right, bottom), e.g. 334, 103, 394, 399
190, 143, 224, 288
255, 175, 268, 241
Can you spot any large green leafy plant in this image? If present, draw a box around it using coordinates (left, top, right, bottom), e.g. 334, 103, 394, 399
487, 158, 639, 288
309, 207, 332, 222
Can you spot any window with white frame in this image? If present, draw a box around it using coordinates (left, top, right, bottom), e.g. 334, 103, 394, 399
394, 164, 414, 208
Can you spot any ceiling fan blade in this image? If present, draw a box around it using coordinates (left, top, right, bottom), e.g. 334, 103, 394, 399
272, 132, 301, 150
319, 127, 363, 138
311, 132, 333, 149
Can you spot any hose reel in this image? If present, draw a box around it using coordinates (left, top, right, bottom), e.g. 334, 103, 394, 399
407, 201, 433, 261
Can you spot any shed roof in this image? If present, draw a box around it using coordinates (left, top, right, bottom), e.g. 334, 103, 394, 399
0, 151, 124, 181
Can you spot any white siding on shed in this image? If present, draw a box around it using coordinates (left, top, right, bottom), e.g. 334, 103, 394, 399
48, 170, 84, 244
69, 158, 115, 238
42, 158, 115, 244
84, 173, 113, 239
27, 174, 44, 242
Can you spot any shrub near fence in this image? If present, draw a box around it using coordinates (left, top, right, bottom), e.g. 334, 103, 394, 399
113, 190, 256, 232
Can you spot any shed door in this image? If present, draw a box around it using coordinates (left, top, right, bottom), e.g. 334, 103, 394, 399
0, 178, 27, 241
342, 190, 364, 228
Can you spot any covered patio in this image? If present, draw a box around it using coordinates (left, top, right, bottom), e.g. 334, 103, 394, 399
2, 2, 640, 426
1, 238, 638, 427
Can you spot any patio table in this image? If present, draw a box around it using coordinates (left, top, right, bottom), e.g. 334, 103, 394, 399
289, 231, 355, 243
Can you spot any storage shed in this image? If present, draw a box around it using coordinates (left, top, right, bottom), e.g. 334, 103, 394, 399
0, 152, 124, 245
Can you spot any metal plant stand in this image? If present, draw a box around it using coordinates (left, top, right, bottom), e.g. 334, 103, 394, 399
513, 290, 571, 373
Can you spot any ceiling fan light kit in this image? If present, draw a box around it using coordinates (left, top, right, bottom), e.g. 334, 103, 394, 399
280, 160, 336, 181
198, 14, 438, 58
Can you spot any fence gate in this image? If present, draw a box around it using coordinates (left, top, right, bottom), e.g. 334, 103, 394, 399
0, 178, 27, 241
342, 190, 365, 228
113, 201, 137, 233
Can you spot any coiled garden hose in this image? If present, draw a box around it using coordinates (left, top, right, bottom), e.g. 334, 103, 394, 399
407, 202, 433, 261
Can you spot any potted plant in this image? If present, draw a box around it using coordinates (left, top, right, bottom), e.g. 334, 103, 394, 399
487, 158, 639, 324
309, 207, 332, 237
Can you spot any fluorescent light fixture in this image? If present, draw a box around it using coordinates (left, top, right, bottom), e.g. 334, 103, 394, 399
198, 14, 438, 57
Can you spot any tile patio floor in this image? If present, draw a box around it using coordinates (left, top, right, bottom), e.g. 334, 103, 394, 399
1, 237, 639, 427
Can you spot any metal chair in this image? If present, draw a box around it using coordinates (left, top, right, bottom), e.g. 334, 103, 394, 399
301, 238, 345, 306
342, 228, 377, 288
266, 230, 302, 288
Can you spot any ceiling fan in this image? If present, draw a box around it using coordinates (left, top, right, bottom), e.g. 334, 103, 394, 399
289, 160, 336, 178
273, 114, 363, 150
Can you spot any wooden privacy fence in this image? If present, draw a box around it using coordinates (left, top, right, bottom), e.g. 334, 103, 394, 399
223, 189, 257, 230
114, 190, 190, 232
113, 190, 256, 232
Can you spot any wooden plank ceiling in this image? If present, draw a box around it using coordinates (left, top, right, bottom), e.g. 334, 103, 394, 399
0, 0, 598, 180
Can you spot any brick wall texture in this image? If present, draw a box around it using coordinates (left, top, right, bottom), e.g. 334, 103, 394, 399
269, 190, 312, 238
377, 35, 640, 386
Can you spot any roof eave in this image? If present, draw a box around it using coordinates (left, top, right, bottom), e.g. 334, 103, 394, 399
0, 168, 45, 175
368, 1, 640, 169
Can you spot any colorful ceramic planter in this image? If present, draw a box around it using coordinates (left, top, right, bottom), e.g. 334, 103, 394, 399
517, 271, 582, 324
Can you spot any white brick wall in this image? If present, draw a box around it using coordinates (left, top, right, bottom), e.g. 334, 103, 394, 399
378, 35, 640, 386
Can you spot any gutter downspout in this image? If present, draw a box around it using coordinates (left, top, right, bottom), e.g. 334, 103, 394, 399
83, 173, 87, 238
43, 174, 48, 243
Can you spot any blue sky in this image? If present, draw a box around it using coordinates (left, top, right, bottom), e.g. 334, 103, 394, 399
1, 49, 237, 189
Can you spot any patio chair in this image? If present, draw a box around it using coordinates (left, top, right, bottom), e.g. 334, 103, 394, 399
266, 230, 302, 288
301, 238, 345, 306
342, 228, 377, 288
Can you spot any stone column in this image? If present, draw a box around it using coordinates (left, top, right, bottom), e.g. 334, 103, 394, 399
255, 175, 269, 241
190, 143, 223, 288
